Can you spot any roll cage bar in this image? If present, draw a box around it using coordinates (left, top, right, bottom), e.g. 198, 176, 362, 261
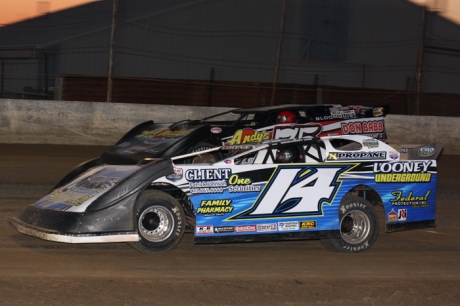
260, 138, 325, 164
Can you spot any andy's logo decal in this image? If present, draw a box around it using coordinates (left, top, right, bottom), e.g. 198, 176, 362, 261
225, 128, 270, 145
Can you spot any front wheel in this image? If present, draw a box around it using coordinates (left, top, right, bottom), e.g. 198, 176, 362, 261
128, 190, 185, 253
321, 197, 379, 253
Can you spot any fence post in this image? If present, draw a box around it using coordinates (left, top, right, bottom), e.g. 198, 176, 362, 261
107, 0, 118, 102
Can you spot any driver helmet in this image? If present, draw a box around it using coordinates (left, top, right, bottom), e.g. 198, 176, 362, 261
276, 146, 299, 163
276, 111, 296, 124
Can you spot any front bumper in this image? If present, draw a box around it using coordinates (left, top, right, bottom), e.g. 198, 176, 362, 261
10, 217, 139, 243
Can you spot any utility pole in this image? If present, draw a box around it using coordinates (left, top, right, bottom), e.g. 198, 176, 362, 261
270, 0, 288, 106
107, 0, 118, 102
415, 6, 427, 115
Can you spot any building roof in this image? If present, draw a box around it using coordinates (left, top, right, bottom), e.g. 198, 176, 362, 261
0, 0, 207, 49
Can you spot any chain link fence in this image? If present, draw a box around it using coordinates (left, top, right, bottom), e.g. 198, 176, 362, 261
53, 75, 459, 116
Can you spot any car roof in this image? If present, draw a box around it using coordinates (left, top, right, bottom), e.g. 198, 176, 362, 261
231, 104, 341, 114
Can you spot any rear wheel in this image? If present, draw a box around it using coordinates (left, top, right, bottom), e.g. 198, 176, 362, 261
129, 190, 185, 253
321, 197, 379, 253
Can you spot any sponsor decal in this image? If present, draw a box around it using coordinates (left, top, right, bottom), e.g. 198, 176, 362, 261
331, 106, 357, 114
341, 120, 384, 135
211, 127, 222, 134
327, 151, 386, 161
222, 145, 254, 150
348, 105, 363, 113
387, 209, 398, 222
192, 146, 214, 152
230, 165, 350, 220
45, 176, 119, 207
196, 200, 234, 215
300, 221, 317, 229
400, 147, 411, 154
273, 124, 322, 140
228, 174, 261, 193
189, 181, 227, 187
228, 174, 253, 185
185, 169, 232, 181
235, 225, 257, 233
418, 146, 435, 157
136, 127, 191, 140
390, 190, 430, 208
214, 226, 234, 233
389, 151, 399, 160
39, 166, 141, 210
315, 111, 357, 121
397, 209, 407, 221
374, 161, 432, 173
257, 223, 277, 232
375, 173, 431, 183
189, 181, 226, 194
280, 139, 305, 145
240, 157, 255, 164
226, 128, 270, 145
166, 168, 183, 182
74, 176, 118, 190
374, 161, 433, 183
47, 190, 93, 207
363, 139, 379, 148
373, 107, 384, 116
278, 221, 299, 231
196, 225, 214, 234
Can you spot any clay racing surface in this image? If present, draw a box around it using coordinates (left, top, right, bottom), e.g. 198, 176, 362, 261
0, 144, 459, 305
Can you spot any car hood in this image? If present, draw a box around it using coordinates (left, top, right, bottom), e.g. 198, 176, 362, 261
30, 159, 173, 213
102, 121, 208, 164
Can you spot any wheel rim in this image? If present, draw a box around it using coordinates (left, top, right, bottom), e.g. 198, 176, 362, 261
138, 206, 174, 242
340, 210, 371, 244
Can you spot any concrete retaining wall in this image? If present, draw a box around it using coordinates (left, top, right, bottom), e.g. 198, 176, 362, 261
385, 115, 460, 155
1, 99, 458, 154
0, 99, 233, 146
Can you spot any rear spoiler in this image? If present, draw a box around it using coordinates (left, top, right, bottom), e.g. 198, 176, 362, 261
391, 143, 444, 160
348, 105, 389, 117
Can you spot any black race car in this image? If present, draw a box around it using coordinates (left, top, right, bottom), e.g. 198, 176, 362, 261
102, 104, 388, 163
52, 104, 388, 190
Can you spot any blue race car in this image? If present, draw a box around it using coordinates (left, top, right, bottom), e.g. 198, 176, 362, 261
11, 135, 441, 253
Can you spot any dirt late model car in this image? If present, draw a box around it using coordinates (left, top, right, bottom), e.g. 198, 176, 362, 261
11, 135, 442, 253
103, 104, 388, 163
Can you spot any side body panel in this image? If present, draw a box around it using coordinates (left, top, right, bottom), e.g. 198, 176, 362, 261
155, 159, 437, 241
221, 117, 386, 146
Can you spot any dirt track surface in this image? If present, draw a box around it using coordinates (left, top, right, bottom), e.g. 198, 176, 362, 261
0, 144, 459, 305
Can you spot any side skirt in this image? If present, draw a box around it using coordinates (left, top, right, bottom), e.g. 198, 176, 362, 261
386, 220, 436, 233
194, 230, 340, 244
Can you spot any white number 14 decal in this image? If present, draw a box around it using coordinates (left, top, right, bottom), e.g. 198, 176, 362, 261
234, 166, 347, 219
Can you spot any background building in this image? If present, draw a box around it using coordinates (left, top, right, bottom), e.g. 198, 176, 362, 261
0, 0, 459, 115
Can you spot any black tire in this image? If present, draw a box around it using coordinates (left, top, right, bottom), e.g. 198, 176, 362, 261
128, 190, 185, 253
189, 142, 222, 164
321, 197, 379, 253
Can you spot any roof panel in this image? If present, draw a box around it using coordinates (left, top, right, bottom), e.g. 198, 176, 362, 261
0, 0, 207, 48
